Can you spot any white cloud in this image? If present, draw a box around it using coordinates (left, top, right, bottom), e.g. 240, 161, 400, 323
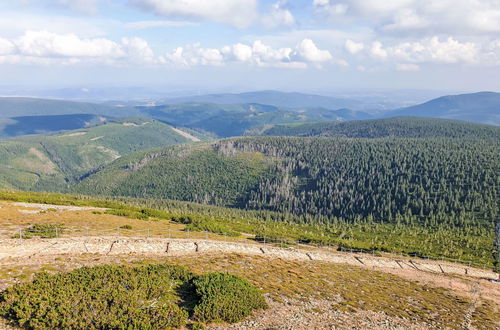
370, 41, 388, 58
345, 39, 364, 54
314, 0, 500, 35
0, 38, 15, 55
293, 39, 332, 62
164, 39, 333, 68
355, 37, 478, 65
389, 37, 478, 64
16, 30, 123, 58
262, 1, 296, 28
164, 44, 225, 66
121, 37, 155, 63
0, 30, 159, 65
125, 20, 198, 29
129, 0, 258, 28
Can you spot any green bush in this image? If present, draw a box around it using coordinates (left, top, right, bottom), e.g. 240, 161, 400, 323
0, 265, 192, 329
20, 224, 64, 239
0, 265, 267, 329
192, 273, 268, 323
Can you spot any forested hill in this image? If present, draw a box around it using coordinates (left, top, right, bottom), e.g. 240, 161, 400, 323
0, 97, 139, 118
247, 117, 500, 139
75, 135, 499, 229
0, 118, 206, 191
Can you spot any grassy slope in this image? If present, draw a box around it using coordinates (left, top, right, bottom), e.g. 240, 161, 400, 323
0, 118, 201, 191
74, 143, 272, 205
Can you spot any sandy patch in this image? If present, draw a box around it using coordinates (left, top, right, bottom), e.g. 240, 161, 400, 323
171, 127, 201, 142
90, 136, 104, 141
12, 202, 107, 212
122, 122, 150, 127
60, 132, 87, 137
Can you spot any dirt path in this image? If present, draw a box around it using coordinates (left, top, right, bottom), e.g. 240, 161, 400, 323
1, 236, 497, 282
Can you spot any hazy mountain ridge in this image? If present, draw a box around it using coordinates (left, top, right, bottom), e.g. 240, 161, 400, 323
0, 97, 139, 118
161, 90, 365, 110
385, 91, 500, 125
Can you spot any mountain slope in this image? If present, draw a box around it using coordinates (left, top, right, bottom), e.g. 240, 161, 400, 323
385, 92, 500, 125
0, 114, 109, 138
74, 136, 499, 229
247, 117, 500, 139
0, 118, 204, 191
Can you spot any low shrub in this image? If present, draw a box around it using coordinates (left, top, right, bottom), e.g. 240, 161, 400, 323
192, 273, 268, 323
20, 224, 64, 239
0, 265, 192, 329
0, 265, 266, 329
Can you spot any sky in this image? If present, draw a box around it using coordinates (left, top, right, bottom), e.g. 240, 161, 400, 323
1, 0, 500, 93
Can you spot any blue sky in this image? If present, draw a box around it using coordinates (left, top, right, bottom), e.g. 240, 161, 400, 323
1, 0, 500, 93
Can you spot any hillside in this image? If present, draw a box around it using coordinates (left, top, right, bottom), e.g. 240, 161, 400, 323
0, 192, 497, 330
75, 136, 498, 230
0, 97, 139, 118
247, 117, 500, 139
385, 92, 500, 125
138, 102, 370, 137
0, 118, 205, 191
0, 114, 109, 138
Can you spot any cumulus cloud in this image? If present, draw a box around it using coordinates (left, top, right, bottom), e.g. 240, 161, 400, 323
262, 1, 296, 28
388, 37, 478, 64
293, 39, 332, 62
129, 0, 258, 28
163, 39, 333, 68
0, 30, 158, 65
345, 39, 364, 54
16, 30, 123, 58
370, 41, 388, 58
314, 0, 500, 35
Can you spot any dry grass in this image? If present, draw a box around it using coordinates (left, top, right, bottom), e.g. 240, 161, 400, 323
1, 253, 498, 329
1, 201, 498, 329
0, 202, 249, 242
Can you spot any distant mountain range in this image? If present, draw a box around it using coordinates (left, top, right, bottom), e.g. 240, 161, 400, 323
0, 97, 139, 118
161, 90, 365, 110
0, 91, 498, 139
385, 92, 500, 125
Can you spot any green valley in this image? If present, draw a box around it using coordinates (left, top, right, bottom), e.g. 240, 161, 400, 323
0, 118, 208, 191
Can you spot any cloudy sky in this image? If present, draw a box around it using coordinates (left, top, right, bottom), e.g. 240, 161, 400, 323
1, 0, 500, 92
